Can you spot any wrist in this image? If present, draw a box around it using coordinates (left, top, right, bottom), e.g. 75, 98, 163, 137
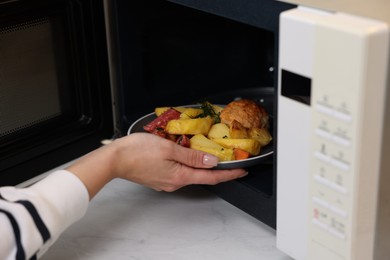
107, 137, 133, 180
66, 143, 119, 199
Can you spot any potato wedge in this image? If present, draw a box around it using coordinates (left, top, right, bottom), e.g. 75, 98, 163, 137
190, 134, 234, 161
156, 105, 222, 118
248, 127, 272, 146
212, 138, 261, 156
229, 120, 249, 139
165, 116, 213, 135
207, 123, 230, 139
155, 107, 187, 116
180, 108, 203, 119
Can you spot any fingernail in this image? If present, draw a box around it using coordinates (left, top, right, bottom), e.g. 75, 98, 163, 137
203, 154, 218, 166
240, 172, 249, 178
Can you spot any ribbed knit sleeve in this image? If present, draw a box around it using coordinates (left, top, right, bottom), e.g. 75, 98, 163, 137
0, 170, 89, 260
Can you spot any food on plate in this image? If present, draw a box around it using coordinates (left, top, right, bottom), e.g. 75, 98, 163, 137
176, 134, 191, 147
229, 120, 249, 139
165, 116, 213, 135
212, 138, 261, 156
142, 100, 272, 162
179, 108, 204, 119
190, 134, 234, 161
220, 99, 269, 129
144, 108, 181, 133
248, 127, 272, 147
207, 123, 230, 139
234, 148, 251, 160
155, 107, 187, 116
143, 108, 181, 139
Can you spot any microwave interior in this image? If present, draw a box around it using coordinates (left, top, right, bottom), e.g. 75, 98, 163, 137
0, 0, 295, 229
109, 0, 294, 228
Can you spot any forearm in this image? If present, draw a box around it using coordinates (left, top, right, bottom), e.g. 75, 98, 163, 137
66, 142, 118, 200
0, 141, 116, 259
67, 133, 247, 195
0, 170, 89, 259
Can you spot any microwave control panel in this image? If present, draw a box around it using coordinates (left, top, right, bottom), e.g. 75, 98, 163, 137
309, 10, 389, 260
277, 7, 389, 260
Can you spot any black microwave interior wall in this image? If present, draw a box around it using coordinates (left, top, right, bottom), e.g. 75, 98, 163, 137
110, 0, 284, 132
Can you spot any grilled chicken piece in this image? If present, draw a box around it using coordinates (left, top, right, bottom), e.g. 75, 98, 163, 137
220, 99, 269, 129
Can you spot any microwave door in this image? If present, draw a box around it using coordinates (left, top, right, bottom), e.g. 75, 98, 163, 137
0, 0, 114, 186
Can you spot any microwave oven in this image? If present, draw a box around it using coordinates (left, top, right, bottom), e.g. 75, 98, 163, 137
1, 0, 389, 259
0, 0, 293, 229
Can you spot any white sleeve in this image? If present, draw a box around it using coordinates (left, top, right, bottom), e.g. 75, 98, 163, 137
0, 170, 89, 260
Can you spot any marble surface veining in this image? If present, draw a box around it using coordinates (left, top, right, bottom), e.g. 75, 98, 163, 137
41, 179, 292, 260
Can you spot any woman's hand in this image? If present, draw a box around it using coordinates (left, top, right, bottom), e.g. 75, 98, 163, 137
67, 133, 247, 199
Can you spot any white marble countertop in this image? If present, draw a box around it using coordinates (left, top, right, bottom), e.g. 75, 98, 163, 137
41, 179, 292, 260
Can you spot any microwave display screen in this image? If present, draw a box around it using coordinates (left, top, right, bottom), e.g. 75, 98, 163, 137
281, 69, 311, 105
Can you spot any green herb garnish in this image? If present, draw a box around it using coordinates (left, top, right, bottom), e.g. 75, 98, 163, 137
197, 101, 221, 123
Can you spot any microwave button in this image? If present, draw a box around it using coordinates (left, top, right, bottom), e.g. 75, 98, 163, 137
314, 174, 349, 195
316, 103, 334, 116
329, 217, 347, 240
329, 205, 348, 218
314, 174, 331, 187
332, 134, 351, 147
330, 182, 348, 195
314, 151, 331, 163
333, 110, 353, 123
330, 158, 350, 171
312, 217, 329, 231
312, 196, 330, 209
315, 128, 332, 140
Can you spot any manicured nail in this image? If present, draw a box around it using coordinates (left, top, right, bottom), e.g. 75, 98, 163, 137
240, 172, 249, 178
203, 154, 218, 166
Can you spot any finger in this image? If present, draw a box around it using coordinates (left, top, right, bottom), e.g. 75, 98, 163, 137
172, 145, 219, 169
182, 168, 248, 185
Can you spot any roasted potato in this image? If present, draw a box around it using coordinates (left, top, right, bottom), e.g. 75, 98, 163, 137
229, 120, 249, 139
180, 108, 203, 119
207, 123, 230, 139
165, 116, 213, 135
248, 127, 272, 146
190, 134, 234, 161
212, 138, 261, 156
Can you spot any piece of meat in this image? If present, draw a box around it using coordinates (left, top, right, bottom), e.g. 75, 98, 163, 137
176, 135, 190, 147
150, 128, 168, 139
143, 108, 181, 133
220, 99, 269, 129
